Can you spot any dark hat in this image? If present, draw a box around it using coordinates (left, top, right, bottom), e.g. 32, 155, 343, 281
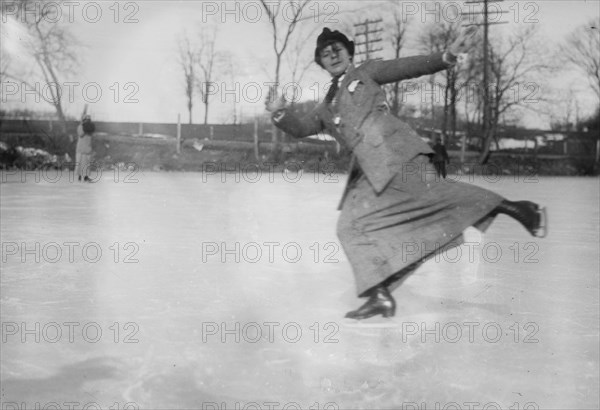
82, 121, 95, 135
314, 28, 355, 67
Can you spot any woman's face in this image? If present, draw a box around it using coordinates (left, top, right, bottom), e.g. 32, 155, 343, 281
320, 42, 352, 77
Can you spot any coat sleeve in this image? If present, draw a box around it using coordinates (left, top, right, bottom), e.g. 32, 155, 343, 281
271, 106, 325, 139
362, 52, 453, 85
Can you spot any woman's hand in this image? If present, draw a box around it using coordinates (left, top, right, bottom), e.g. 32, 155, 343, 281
448, 25, 479, 55
265, 87, 287, 113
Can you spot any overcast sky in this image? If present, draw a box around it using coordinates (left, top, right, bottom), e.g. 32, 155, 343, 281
1, 0, 599, 128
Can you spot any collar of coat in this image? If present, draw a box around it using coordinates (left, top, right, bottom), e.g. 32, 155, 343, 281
333, 63, 371, 95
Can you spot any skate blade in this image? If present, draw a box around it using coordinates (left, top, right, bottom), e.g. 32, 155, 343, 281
342, 317, 400, 328
534, 206, 548, 238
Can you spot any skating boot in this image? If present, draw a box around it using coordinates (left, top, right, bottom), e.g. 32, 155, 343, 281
496, 200, 547, 238
345, 285, 396, 320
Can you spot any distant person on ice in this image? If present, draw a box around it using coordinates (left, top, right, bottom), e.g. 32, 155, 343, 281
431, 135, 450, 178
265, 27, 547, 320
75, 115, 94, 182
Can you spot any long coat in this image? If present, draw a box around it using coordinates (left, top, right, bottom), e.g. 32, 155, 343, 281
276, 53, 452, 192
273, 53, 504, 296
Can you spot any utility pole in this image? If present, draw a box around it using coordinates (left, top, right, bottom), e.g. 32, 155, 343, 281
483, 0, 490, 150
353, 18, 384, 64
463, 0, 507, 155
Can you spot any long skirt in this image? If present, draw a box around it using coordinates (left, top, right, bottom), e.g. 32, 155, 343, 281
337, 155, 504, 296
75, 152, 92, 178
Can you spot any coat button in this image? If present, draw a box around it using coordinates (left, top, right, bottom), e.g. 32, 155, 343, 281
373, 256, 384, 265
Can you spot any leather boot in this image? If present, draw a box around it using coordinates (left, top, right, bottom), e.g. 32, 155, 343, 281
495, 200, 547, 237
345, 285, 396, 320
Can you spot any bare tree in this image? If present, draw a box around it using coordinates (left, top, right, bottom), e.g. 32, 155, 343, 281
561, 18, 600, 103
478, 25, 552, 162
539, 86, 580, 132
196, 26, 219, 125
177, 32, 196, 124
284, 25, 318, 108
220, 51, 238, 125
460, 42, 485, 142
2, 0, 79, 135
176, 25, 218, 125
260, 0, 313, 145
417, 21, 462, 141
385, 5, 410, 115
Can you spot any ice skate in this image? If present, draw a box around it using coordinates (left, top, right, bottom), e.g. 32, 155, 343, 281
345, 286, 396, 320
497, 200, 548, 238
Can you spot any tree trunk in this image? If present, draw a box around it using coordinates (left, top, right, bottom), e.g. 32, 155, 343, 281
430, 75, 435, 129
442, 70, 450, 140
203, 82, 209, 125
479, 103, 501, 164
450, 71, 457, 140
37, 54, 68, 139
392, 82, 400, 115
272, 57, 282, 148
478, 135, 491, 164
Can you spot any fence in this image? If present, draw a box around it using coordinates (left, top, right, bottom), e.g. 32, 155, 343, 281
424, 127, 599, 160
0, 119, 271, 142
0, 118, 598, 161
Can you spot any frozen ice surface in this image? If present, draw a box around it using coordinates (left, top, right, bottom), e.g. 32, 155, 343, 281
1, 170, 598, 410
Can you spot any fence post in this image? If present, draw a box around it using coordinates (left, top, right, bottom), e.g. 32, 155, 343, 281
176, 114, 181, 154
210, 125, 214, 140
254, 119, 259, 160
563, 140, 568, 155
460, 134, 466, 163
596, 139, 600, 163
138, 122, 143, 135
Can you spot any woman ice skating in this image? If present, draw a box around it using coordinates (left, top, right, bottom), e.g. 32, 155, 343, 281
75, 115, 95, 182
265, 27, 547, 320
